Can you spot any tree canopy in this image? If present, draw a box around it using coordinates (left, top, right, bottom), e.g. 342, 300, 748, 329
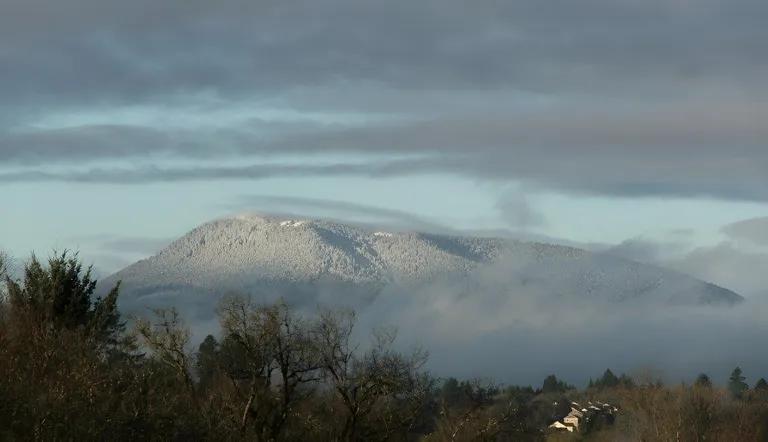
4, 252, 123, 348
695, 373, 713, 388
728, 367, 749, 399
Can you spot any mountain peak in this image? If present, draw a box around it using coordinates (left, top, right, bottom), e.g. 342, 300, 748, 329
105, 216, 743, 317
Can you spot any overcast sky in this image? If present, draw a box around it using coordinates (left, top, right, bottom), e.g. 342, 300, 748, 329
1, 0, 767, 296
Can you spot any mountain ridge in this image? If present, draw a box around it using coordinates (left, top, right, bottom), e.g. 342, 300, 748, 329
103, 214, 743, 314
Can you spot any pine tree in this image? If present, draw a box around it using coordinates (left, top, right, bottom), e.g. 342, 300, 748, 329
195, 334, 220, 388
618, 373, 635, 388
754, 378, 768, 391
598, 369, 619, 388
440, 377, 463, 405
728, 367, 749, 399
4, 251, 124, 348
542, 374, 573, 394
542, 375, 559, 394
695, 373, 712, 388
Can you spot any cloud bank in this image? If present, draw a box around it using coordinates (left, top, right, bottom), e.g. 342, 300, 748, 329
1, 0, 767, 201
722, 217, 768, 246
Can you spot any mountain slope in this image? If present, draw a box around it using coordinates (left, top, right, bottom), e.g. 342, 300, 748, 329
105, 215, 743, 315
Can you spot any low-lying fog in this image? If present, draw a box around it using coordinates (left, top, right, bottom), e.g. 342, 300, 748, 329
120, 253, 768, 388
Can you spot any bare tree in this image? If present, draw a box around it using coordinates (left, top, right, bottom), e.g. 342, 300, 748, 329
317, 308, 431, 441
218, 296, 322, 440
267, 301, 323, 437
134, 308, 194, 392
426, 379, 526, 442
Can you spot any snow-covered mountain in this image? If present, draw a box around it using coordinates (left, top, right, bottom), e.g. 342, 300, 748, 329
103, 215, 742, 318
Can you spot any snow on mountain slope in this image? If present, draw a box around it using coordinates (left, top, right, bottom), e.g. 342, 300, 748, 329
103, 215, 742, 316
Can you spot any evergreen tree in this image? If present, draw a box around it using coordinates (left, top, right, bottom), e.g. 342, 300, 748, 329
618, 373, 635, 388
695, 373, 712, 388
728, 367, 749, 399
195, 334, 220, 388
440, 377, 463, 405
542, 374, 558, 394
754, 378, 768, 391
597, 369, 619, 389
542, 374, 573, 394
4, 251, 123, 348
218, 333, 251, 380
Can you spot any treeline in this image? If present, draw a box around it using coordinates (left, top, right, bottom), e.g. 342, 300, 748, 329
2, 252, 768, 441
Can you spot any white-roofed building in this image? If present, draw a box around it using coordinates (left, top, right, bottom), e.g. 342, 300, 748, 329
549, 421, 575, 432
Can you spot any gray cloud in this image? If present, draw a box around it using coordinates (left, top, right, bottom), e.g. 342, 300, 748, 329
3, 0, 767, 100
495, 190, 545, 229
604, 238, 668, 264
230, 195, 449, 233
607, 217, 768, 298
1, 125, 183, 165
600, 226, 768, 299
666, 242, 768, 298
4, 146, 767, 202
2, 0, 768, 201
0, 160, 434, 184
228, 196, 593, 248
722, 217, 768, 246
603, 235, 697, 265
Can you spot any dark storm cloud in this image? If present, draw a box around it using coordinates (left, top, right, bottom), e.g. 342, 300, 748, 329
2, 0, 768, 200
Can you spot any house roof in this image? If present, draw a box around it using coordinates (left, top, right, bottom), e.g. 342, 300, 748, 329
549, 421, 575, 432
